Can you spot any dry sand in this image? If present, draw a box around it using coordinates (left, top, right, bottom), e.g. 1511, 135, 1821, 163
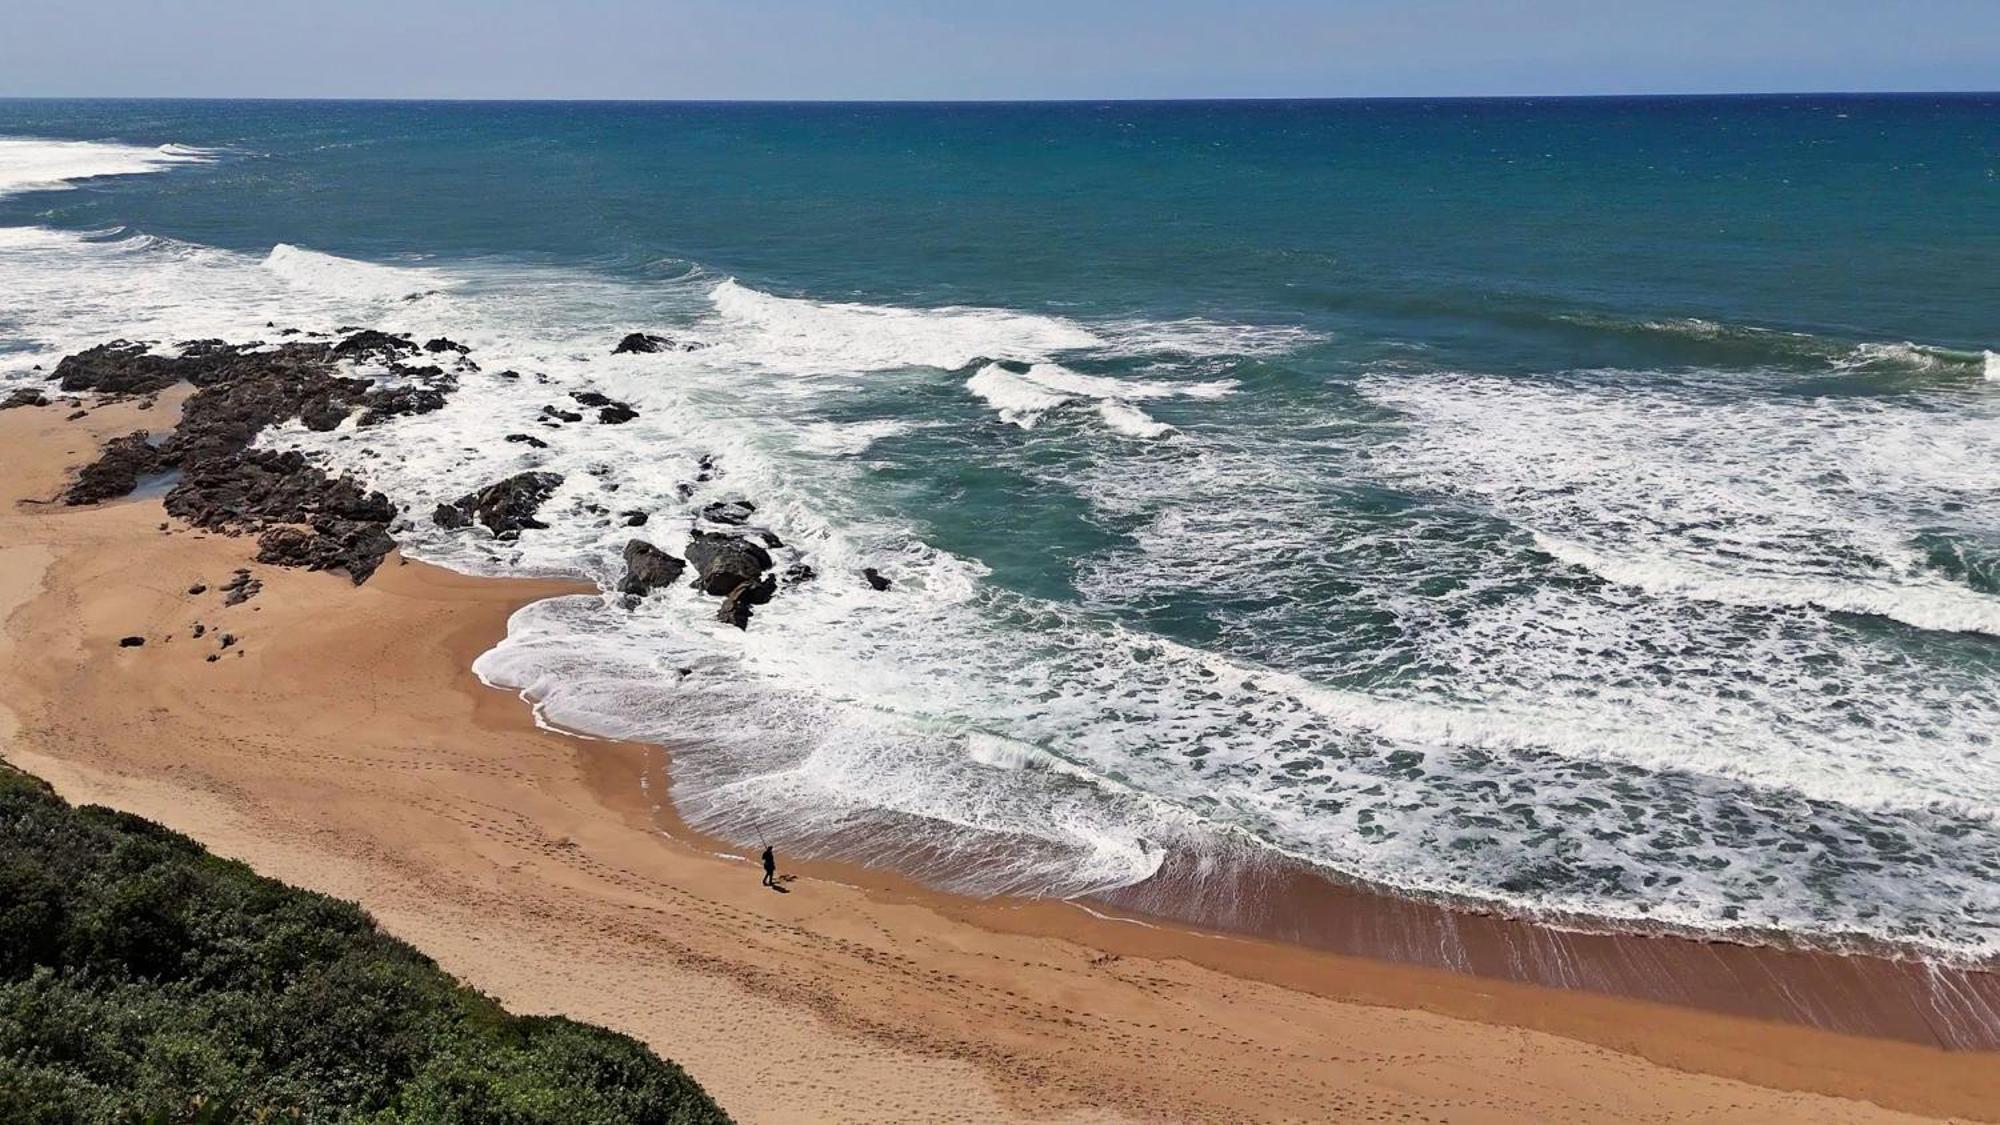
2, 392, 1996, 1123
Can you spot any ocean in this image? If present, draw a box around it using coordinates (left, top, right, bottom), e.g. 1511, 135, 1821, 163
1, 95, 1995, 963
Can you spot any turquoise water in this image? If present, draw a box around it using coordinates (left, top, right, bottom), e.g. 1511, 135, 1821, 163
1, 96, 1995, 960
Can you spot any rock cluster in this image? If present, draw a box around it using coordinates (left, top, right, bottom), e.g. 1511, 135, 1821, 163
432, 471, 565, 537
56, 332, 458, 583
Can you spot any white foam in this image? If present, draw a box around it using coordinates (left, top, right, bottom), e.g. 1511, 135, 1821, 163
965, 364, 1068, 427
263, 243, 455, 303
0, 137, 212, 200
1986, 350, 1999, 382
9, 220, 2000, 960
708, 278, 1102, 372
1096, 400, 1175, 439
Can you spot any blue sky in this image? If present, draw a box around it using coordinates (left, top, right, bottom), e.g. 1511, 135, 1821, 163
3, 1, 1995, 100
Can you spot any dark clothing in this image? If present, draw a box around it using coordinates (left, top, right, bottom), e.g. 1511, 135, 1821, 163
761, 846, 776, 887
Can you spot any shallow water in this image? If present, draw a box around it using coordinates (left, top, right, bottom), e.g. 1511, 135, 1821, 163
1, 95, 1995, 961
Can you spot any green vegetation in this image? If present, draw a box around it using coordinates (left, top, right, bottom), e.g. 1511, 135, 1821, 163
0, 765, 730, 1124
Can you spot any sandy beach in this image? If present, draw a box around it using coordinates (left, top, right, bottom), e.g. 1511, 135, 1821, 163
3, 391, 1996, 1123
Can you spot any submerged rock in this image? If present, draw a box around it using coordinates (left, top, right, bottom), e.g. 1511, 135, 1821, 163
433, 471, 565, 536
330, 329, 419, 363
619, 539, 686, 596
699, 500, 756, 526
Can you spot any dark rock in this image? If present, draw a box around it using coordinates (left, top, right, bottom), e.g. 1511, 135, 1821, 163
66, 409, 88, 421
862, 567, 892, 591
433, 471, 564, 535
504, 433, 549, 449
206, 654, 219, 662
619, 539, 687, 596
683, 531, 773, 596
715, 575, 776, 630
166, 449, 394, 530
783, 562, 817, 584
495, 370, 521, 380
540, 405, 583, 424
1, 388, 48, 410
219, 633, 238, 649
620, 510, 649, 527
432, 503, 470, 530
357, 384, 449, 426
51, 341, 181, 395
219, 572, 262, 607
65, 432, 161, 505
700, 500, 756, 526
299, 397, 352, 432
331, 330, 418, 363
192, 623, 206, 638
187, 583, 207, 595
257, 519, 398, 584
757, 530, 784, 549
597, 403, 639, 424
570, 391, 614, 408
118, 636, 145, 648
423, 337, 468, 354
612, 332, 681, 355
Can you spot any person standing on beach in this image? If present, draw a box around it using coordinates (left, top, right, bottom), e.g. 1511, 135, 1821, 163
761, 845, 777, 887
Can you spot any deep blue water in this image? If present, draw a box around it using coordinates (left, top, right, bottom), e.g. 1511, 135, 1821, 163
1, 96, 1995, 959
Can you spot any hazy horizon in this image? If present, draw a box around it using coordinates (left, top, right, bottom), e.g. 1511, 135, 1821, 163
3, 1, 1995, 102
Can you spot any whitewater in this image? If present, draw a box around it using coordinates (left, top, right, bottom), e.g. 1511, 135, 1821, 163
3, 130, 1998, 965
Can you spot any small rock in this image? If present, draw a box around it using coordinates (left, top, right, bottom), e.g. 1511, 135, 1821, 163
700, 500, 756, 526
620, 510, 649, 527
862, 567, 892, 591
505, 433, 549, 449
188, 583, 207, 595
118, 636, 145, 648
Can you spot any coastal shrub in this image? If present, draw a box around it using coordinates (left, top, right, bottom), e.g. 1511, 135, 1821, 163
0, 765, 731, 1124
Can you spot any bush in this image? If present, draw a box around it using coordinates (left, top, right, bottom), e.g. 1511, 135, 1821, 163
0, 766, 730, 1124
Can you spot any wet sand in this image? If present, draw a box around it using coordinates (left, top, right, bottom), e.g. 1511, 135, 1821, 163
2, 391, 1996, 1123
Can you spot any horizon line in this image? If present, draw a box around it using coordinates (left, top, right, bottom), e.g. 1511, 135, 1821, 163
0, 89, 1994, 106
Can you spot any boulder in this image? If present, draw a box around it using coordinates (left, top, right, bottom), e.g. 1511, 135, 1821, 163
619, 539, 686, 596
423, 337, 468, 354
1, 388, 48, 410
433, 471, 565, 535
597, 403, 639, 425
683, 531, 773, 596
862, 567, 892, 591
620, 510, 649, 527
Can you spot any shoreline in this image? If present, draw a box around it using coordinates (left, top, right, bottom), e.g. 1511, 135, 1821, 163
4, 393, 1998, 1122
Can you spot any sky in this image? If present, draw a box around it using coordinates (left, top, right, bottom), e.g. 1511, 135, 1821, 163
2, 0, 1995, 101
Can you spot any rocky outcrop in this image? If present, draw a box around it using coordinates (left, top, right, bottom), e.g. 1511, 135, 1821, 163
65, 433, 162, 505
166, 449, 395, 528
683, 531, 773, 596
618, 539, 686, 596
164, 450, 398, 584
330, 330, 419, 364
432, 471, 564, 536
256, 520, 398, 583
53, 334, 447, 585
611, 332, 691, 355
1, 388, 48, 410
